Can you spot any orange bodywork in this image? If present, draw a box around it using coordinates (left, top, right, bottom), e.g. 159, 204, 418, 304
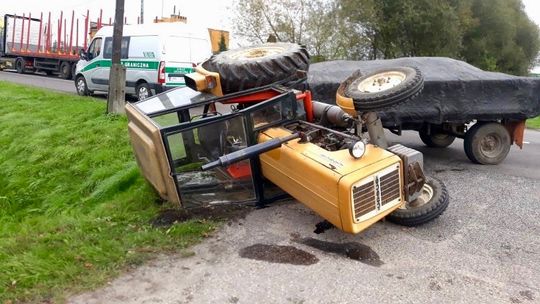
258, 127, 405, 234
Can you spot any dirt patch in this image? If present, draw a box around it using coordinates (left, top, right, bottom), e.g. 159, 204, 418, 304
295, 237, 383, 266
239, 244, 319, 265
151, 204, 252, 227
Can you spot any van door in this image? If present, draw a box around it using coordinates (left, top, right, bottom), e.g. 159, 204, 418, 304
163, 36, 194, 88
102, 37, 130, 91
82, 37, 106, 91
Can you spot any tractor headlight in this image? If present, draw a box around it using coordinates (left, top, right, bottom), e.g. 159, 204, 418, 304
349, 141, 366, 159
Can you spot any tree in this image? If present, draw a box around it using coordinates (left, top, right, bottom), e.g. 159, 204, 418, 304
218, 32, 228, 53
339, 0, 470, 59
461, 0, 540, 75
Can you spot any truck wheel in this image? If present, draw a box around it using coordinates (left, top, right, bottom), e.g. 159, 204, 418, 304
60, 62, 72, 79
71, 64, 77, 80
386, 176, 449, 227
75, 75, 90, 96
463, 122, 510, 165
16, 58, 26, 74
419, 128, 455, 148
341, 67, 423, 111
202, 43, 310, 94
136, 82, 152, 101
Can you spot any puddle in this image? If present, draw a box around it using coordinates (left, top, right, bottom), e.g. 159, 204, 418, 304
239, 244, 319, 265
295, 237, 383, 266
151, 204, 251, 227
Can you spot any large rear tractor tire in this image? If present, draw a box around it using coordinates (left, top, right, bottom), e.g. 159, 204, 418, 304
419, 128, 456, 148
463, 122, 511, 165
386, 176, 449, 227
202, 43, 310, 94
340, 67, 424, 112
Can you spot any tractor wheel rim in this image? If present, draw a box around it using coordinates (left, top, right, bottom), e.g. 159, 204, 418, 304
77, 79, 85, 93
358, 71, 406, 93
138, 87, 149, 100
400, 183, 434, 209
480, 133, 503, 158
230, 46, 285, 60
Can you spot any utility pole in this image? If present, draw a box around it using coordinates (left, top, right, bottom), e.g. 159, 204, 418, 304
107, 0, 126, 114
140, 0, 144, 24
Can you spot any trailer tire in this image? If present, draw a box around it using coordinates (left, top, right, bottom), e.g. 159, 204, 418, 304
341, 67, 424, 111
386, 176, 449, 227
463, 122, 510, 165
419, 128, 455, 148
16, 58, 26, 74
202, 43, 310, 94
75, 75, 90, 96
60, 62, 72, 79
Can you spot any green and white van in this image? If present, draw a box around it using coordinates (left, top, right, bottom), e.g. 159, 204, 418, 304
74, 23, 212, 100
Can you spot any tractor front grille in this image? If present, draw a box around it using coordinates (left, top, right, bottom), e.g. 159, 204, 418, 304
352, 163, 402, 222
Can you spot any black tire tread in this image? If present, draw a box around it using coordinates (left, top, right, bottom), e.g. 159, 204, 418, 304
202, 43, 310, 94
386, 177, 449, 227
463, 122, 510, 165
419, 128, 456, 148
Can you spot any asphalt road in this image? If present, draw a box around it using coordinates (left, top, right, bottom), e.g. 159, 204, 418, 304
70, 130, 540, 304
0, 70, 75, 94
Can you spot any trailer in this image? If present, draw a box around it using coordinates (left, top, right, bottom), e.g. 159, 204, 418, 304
309, 58, 540, 165
0, 11, 110, 79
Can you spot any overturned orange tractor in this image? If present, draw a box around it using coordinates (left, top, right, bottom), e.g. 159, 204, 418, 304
126, 43, 449, 234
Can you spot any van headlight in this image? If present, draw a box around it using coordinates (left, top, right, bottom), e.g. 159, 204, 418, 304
349, 141, 366, 159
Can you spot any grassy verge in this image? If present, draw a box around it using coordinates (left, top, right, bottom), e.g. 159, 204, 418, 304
526, 116, 540, 129
0, 82, 214, 303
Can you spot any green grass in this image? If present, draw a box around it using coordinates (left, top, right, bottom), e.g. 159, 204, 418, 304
526, 116, 540, 129
0, 82, 215, 303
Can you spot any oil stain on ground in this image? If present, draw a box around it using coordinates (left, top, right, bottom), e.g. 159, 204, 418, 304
239, 244, 319, 265
295, 237, 383, 266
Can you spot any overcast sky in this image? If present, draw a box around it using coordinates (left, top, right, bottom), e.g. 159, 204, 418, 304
1, 0, 540, 46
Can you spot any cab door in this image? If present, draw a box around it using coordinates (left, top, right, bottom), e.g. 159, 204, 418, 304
82, 37, 107, 92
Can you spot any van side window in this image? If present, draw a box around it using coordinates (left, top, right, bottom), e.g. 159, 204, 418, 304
103, 37, 130, 59
87, 37, 102, 60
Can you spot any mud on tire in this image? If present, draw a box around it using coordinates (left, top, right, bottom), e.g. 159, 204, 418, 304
386, 176, 449, 227
202, 43, 310, 94
341, 67, 424, 112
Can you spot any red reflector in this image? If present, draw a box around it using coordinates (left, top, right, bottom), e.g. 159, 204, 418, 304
158, 61, 165, 84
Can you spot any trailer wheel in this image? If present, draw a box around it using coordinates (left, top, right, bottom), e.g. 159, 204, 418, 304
75, 75, 90, 96
386, 176, 449, 227
202, 43, 310, 94
419, 128, 456, 148
341, 67, 424, 111
463, 122, 511, 165
60, 62, 72, 79
16, 58, 26, 74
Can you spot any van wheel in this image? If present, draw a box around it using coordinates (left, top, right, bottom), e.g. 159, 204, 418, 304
202, 43, 310, 94
136, 82, 152, 101
386, 176, 449, 226
60, 62, 72, 79
75, 75, 90, 96
16, 58, 26, 74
